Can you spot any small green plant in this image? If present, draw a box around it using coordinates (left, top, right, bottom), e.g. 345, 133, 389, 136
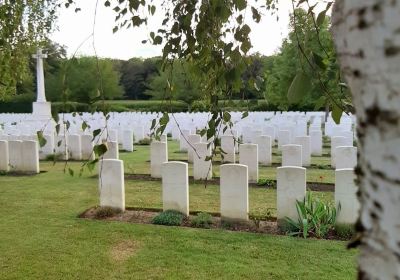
94, 206, 122, 219
249, 208, 274, 229
221, 219, 234, 229
285, 192, 340, 239
136, 138, 151, 145
152, 210, 185, 226
257, 178, 276, 188
45, 154, 56, 161
315, 164, 330, 170
335, 224, 355, 239
191, 212, 213, 228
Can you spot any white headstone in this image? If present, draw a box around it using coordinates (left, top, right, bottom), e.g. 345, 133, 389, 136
335, 168, 359, 224
278, 130, 291, 150
67, 134, 82, 160
102, 141, 119, 159
281, 144, 302, 167
193, 142, 212, 180
179, 129, 191, 152
221, 135, 235, 163
263, 125, 276, 142
331, 136, 352, 168
335, 146, 357, 169
310, 130, 322, 156
54, 135, 68, 160
162, 161, 189, 215
8, 140, 23, 171
187, 134, 201, 163
38, 134, 54, 160
0, 140, 9, 172
98, 159, 125, 211
255, 135, 272, 166
150, 141, 168, 178
239, 144, 258, 183
22, 140, 40, 173
220, 164, 248, 221
294, 136, 311, 166
122, 130, 133, 152
277, 166, 306, 224
81, 135, 95, 160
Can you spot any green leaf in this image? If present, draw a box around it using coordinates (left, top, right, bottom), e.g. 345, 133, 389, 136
94, 143, 108, 157
68, 168, 74, 177
132, 16, 142, 26
312, 52, 326, 69
251, 7, 261, 23
92, 129, 101, 140
81, 121, 88, 132
332, 104, 343, 124
150, 5, 156, 15
104, 0, 111, 7
241, 111, 248, 119
112, 26, 118, 33
153, 36, 162, 45
36, 131, 47, 148
314, 96, 326, 110
87, 159, 98, 172
150, 118, 157, 130
316, 10, 326, 26
234, 0, 247, 11
159, 113, 169, 125
223, 112, 231, 123
52, 111, 59, 123
287, 72, 312, 104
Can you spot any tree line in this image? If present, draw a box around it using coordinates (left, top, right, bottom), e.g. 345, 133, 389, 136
7, 8, 345, 112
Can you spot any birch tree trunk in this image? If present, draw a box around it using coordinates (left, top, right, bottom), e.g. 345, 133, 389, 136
332, 0, 400, 278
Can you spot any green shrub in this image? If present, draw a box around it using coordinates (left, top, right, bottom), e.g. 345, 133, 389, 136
191, 100, 208, 112
315, 164, 331, 170
257, 178, 276, 188
123, 100, 188, 112
136, 138, 151, 145
221, 220, 234, 229
45, 154, 56, 161
285, 192, 339, 238
52, 102, 90, 113
191, 212, 213, 228
335, 224, 355, 239
0, 101, 31, 113
94, 206, 122, 219
249, 208, 273, 229
152, 210, 185, 226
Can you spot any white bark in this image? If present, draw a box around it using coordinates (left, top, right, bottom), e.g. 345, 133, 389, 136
332, 0, 400, 278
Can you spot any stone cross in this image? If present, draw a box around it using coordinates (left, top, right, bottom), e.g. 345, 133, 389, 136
32, 48, 48, 103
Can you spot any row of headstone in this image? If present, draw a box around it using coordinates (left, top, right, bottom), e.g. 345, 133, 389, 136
0, 111, 356, 143
99, 159, 359, 226
0, 140, 39, 173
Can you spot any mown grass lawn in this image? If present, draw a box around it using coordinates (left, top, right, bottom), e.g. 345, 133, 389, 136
0, 140, 357, 279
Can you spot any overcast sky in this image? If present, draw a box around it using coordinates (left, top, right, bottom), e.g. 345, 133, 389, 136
51, 1, 296, 60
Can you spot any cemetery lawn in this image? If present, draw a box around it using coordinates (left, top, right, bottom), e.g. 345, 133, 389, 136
0, 143, 357, 279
